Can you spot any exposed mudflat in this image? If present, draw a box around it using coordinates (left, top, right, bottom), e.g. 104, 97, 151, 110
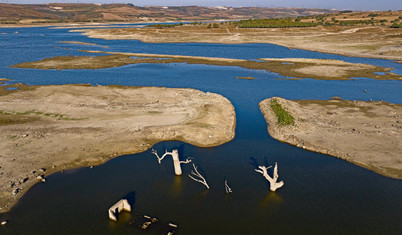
259, 97, 402, 179
58, 41, 109, 48
11, 51, 400, 80
0, 85, 236, 213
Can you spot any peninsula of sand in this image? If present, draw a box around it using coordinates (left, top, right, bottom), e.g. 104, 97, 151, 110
0, 84, 236, 213
259, 97, 402, 179
72, 23, 402, 62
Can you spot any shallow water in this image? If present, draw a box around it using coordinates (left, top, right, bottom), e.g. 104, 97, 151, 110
0, 26, 401, 234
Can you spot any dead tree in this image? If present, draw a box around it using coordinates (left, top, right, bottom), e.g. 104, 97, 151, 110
151, 149, 191, 175
189, 163, 210, 189
255, 162, 284, 192
225, 180, 232, 194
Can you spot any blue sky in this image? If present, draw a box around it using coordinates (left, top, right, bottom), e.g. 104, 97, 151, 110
1, 0, 401, 11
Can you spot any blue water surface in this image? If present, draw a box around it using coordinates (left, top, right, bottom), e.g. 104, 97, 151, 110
0, 25, 401, 234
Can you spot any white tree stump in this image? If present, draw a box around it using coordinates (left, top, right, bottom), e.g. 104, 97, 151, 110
151, 149, 191, 176
255, 162, 284, 192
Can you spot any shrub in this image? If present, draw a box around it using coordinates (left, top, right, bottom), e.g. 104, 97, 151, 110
234, 18, 318, 28
270, 99, 294, 126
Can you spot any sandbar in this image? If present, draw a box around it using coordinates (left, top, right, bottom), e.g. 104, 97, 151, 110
11, 51, 400, 80
259, 97, 402, 179
58, 41, 109, 48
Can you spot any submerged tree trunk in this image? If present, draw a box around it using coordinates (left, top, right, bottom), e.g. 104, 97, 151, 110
255, 162, 284, 192
151, 149, 191, 175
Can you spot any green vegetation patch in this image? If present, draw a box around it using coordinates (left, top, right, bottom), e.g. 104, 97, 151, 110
236, 76, 255, 80
391, 23, 402, 28
145, 24, 177, 29
270, 99, 294, 126
234, 18, 318, 28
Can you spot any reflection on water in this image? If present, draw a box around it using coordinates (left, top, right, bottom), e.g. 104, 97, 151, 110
171, 176, 183, 197
0, 26, 401, 234
259, 192, 283, 209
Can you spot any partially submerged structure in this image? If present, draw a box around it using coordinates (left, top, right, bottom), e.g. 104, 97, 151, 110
108, 199, 131, 221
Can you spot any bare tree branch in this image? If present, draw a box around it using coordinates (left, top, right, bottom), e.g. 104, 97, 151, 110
188, 163, 210, 189
179, 157, 192, 164
151, 148, 171, 164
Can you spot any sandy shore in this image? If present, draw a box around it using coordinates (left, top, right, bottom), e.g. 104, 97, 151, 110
72, 25, 402, 61
0, 84, 236, 213
259, 97, 402, 179
58, 41, 109, 48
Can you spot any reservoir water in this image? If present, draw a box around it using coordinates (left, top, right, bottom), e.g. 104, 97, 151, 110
0, 26, 401, 234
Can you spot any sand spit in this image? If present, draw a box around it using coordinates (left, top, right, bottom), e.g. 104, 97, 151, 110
11, 51, 400, 80
259, 97, 402, 179
72, 25, 402, 61
0, 84, 236, 213
58, 41, 109, 48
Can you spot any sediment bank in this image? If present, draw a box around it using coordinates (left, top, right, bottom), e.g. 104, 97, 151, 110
72, 25, 402, 62
11, 51, 401, 80
259, 97, 402, 179
0, 84, 236, 213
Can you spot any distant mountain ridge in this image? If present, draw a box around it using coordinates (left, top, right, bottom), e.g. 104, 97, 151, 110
0, 3, 338, 24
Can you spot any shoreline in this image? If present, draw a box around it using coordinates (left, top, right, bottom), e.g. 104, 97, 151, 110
259, 97, 402, 179
72, 25, 402, 62
2, 22, 401, 62
0, 84, 236, 213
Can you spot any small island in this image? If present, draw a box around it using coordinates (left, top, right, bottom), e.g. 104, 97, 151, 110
0, 84, 236, 213
11, 51, 401, 80
259, 97, 402, 179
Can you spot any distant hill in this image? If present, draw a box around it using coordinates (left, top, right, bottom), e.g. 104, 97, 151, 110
0, 3, 338, 24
